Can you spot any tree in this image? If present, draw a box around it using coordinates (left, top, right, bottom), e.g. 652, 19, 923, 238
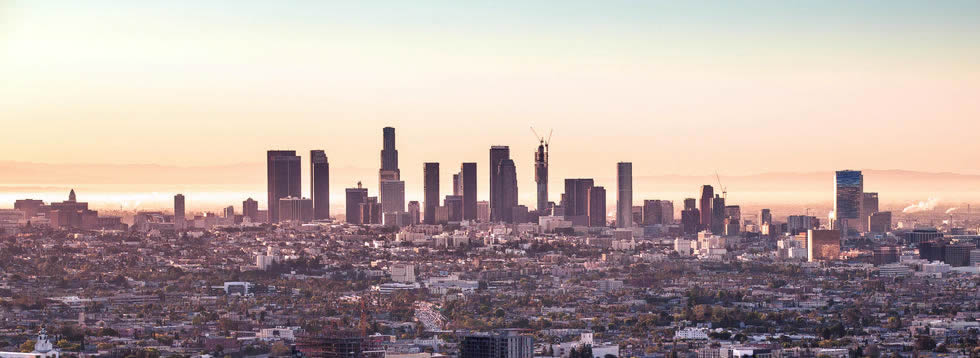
886, 317, 902, 330
19, 340, 35, 353
270, 342, 291, 357
914, 336, 936, 351
865, 344, 881, 358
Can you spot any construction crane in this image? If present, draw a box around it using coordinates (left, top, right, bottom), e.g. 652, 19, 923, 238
530, 126, 553, 148
714, 171, 727, 200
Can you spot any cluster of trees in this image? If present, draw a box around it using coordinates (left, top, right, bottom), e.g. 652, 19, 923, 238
568, 345, 593, 358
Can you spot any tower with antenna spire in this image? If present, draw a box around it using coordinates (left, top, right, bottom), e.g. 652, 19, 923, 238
531, 127, 552, 213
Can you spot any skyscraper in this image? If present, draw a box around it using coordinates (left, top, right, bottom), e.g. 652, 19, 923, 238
861, 192, 879, 232
723, 204, 740, 235
445, 195, 463, 222
642, 200, 664, 226
681, 208, 700, 235
423, 163, 439, 224
869, 211, 892, 233
346, 183, 368, 224
534, 141, 548, 212
684, 198, 697, 211
279, 197, 313, 223
616, 162, 633, 228
361, 196, 381, 224
174, 194, 185, 230
711, 195, 725, 234
310, 150, 330, 220
380, 180, 405, 214
489, 146, 510, 222
834, 170, 863, 230
407, 201, 421, 225
267, 150, 301, 223
452, 173, 461, 196
496, 158, 518, 223
476, 201, 490, 222
760, 208, 772, 227
699, 185, 714, 231
379, 127, 403, 217
380, 127, 399, 177
660, 201, 674, 224
243, 197, 259, 222
562, 178, 594, 217
587, 186, 606, 227
460, 162, 477, 221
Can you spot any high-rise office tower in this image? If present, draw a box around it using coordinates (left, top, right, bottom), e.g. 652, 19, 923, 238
616, 162, 633, 228
223, 205, 235, 218
860, 192, 879, 232
724, 205, 741, 235
699, 185, 714, 230
724, 205, 741, 222
174, 194, 185, 230
660, 201, 674, 224
496, 158, 519, 223
489, 146, 510, 222
279, 197, 313, 223
632, 205, 644, 225
460, 163, 477, 221
380, 180, 405, 214
310, 150, 330, 220
834, 170, 863, 230
587, 186, 606, 227
407, 201, 421, 225
681, 209, 700, 235
380, 127, 399, 177
243, 198, 259, 222
476, 201, 490, 222
379, 127, 403, 217
361, 196, 381, 224
452, 174, 460, 195
711, 195, 726, 234
684, 198, 697, 211
562, 178, 594, 217
345, 182, 368, 224
267, 150, 301, 223
643, 200, 664, 226
760, 208, 772, 227
869, 211, 892, 233
423, 163, 439, 224
445, 195, 463, 222
534, 141, 548, 212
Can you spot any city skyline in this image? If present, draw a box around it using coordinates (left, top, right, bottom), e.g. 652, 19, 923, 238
4, 120, 980, 213
6, 160, 980, 214
1, 3, 979, 357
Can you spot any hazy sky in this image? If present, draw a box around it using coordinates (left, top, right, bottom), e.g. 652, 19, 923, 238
2, 1, 980, 209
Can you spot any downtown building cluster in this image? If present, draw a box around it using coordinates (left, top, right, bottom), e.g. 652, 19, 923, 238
3, 130, 980, 358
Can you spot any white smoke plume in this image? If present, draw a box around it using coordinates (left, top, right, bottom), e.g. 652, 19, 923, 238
945, 207, 958, 214
903, 198, 939, 213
